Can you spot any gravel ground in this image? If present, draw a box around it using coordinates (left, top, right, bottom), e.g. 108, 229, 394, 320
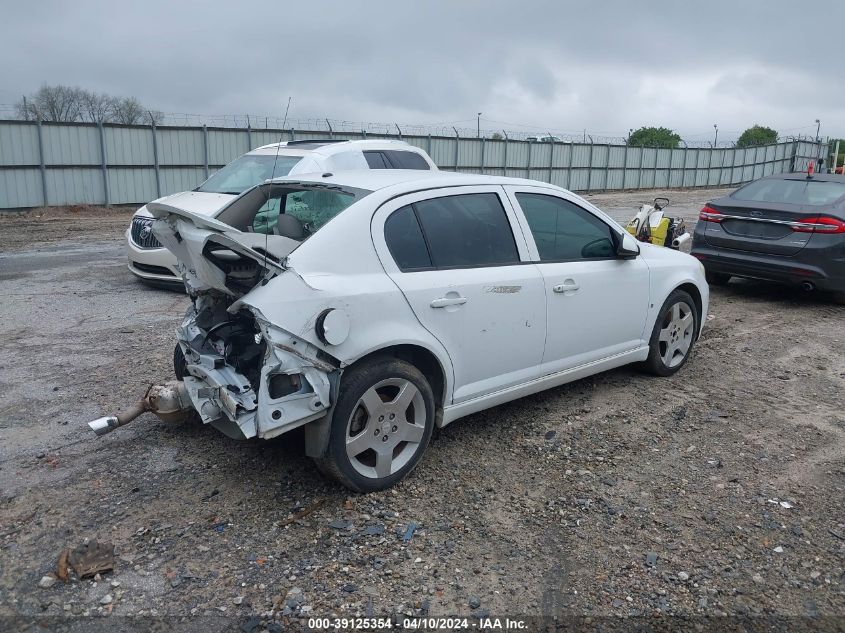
1, 189, 844, 631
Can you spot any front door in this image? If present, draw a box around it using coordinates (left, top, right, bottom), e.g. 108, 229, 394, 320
505, 186, 650, 373
372, 186, 547, 404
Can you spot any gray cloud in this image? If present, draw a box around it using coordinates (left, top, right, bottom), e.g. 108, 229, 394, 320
1, 0, 843, 140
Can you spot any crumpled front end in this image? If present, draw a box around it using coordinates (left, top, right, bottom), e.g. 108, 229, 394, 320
177, 292, 338, 440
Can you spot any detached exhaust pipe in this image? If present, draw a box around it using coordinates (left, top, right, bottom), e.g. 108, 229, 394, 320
88, 381, 191, 437
671, 232, 691, 249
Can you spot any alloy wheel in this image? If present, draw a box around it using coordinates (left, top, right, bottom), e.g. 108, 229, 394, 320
658, 301, 695, 368
345, 378, 427, 479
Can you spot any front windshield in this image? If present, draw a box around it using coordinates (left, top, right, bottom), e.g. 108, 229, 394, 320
196, 154, 303, 195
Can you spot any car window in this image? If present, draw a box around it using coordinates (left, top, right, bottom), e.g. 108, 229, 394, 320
731, 179, 845, 205
250, 188, 357, 237
364, 151, 389, 169
384, 206, 432, 270
516, 193, 616, 261
412, 193, 520, 268
196, 155, 302, 194
384, 150, 430, 170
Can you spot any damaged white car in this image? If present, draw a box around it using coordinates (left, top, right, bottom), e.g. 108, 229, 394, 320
90, 170, 709, 492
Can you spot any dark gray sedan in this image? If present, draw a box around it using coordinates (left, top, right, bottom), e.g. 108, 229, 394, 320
691, 172, 845, 301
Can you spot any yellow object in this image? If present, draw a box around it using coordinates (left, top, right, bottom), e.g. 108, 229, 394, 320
648, 217, 670, 246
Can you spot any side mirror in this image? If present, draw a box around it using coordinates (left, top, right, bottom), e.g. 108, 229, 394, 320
617, 232, 640, 259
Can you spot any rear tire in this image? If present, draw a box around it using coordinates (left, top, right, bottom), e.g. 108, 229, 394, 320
173, 343, 187, 380
315, 357, 435, 492
641, 289, 699, 377
705, 270, 731, 286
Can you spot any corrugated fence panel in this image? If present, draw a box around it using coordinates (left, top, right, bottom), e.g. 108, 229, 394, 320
108, 168, 157, 204
458, 139, 482, 169
483, 140, 506, 172
45, 168, 104, 205
0, 122, 40, 165
428, 137, 455, 167
105, 126, 154, 165
157, 128, 204, 166
0, 168, 43, 207
42, 124, 101, 165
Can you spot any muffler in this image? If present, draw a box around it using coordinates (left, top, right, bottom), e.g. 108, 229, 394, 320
88, 381, 191, 437
672, 233, 691, 249
800, 280, 815, 292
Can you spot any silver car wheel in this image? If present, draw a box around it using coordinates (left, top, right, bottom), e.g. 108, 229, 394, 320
658, 300, 695, 368
345, 378, 426, 479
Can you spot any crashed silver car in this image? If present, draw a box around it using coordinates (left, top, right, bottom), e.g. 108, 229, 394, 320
90, 170, 708, 492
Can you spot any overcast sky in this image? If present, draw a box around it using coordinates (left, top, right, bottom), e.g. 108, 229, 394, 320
1, 0, 842, 142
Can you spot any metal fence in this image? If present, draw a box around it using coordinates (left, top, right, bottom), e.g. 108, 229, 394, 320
0, 119, 829, 210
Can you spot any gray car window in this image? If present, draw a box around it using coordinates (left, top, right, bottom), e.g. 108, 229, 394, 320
413, 193, 519, 268
517, 193, 615, 261
732, 179, 845, 206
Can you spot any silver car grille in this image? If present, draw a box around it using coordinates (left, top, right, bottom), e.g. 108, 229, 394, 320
130, 217, 162, 249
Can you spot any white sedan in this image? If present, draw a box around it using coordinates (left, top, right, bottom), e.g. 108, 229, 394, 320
103, 170, 709, 492
126, 139, 437, 285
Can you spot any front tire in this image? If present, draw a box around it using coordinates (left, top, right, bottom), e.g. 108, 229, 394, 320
315, 357, 435, 492
641, 290, 699, 376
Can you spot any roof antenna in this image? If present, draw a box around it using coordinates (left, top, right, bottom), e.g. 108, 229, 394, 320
261, 97, 292, 285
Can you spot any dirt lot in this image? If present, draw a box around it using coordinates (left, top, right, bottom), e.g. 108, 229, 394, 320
1, 189, 844, 631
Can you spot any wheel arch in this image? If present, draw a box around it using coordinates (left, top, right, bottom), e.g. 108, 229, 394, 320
349, 344, 448, 420
675, 282, 703, 339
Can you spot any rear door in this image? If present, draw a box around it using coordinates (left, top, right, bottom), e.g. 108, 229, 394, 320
371, 186, 547, 404
703, 178, 845, 256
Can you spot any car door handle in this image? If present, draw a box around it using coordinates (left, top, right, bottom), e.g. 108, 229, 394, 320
553, 280, 580, 294
430, 296, 468, 308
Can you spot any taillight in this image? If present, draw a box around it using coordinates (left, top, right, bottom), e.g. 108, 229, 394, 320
795, 216, 845, 234
699, 205, 724, 223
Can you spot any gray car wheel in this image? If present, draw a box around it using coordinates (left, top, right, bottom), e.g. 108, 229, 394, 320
315, 357, 435, 492
642, 289, 698, 376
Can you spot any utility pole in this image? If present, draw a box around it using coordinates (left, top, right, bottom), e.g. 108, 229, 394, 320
22, 95, 29, 121
477, 112, 481, 138
713, 124, 718, 147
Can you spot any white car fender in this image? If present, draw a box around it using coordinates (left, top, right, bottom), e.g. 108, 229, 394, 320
638, 243, 710, 337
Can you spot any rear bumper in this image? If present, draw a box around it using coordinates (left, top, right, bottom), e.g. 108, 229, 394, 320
125, 228, 181, 283
691, 231, 845, 292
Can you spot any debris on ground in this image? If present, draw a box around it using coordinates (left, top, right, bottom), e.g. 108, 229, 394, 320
67, 541, 114, 579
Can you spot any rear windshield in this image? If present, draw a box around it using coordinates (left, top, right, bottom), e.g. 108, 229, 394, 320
196, 155, 303, 195
732, 179, 845, 206
217, 183, 371, 241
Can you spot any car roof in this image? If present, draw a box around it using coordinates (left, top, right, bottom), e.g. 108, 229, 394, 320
270, 169, 565, 193
248, 138, 427, 157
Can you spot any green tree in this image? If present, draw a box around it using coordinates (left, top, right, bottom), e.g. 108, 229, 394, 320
736, 125, 778, 148
627, 126, 681, 148
491, 132, 504, 140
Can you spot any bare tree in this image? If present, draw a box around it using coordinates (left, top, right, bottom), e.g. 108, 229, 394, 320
109, 96, 145, 125
79, 89, 113, 123
16, 85, 84, 122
